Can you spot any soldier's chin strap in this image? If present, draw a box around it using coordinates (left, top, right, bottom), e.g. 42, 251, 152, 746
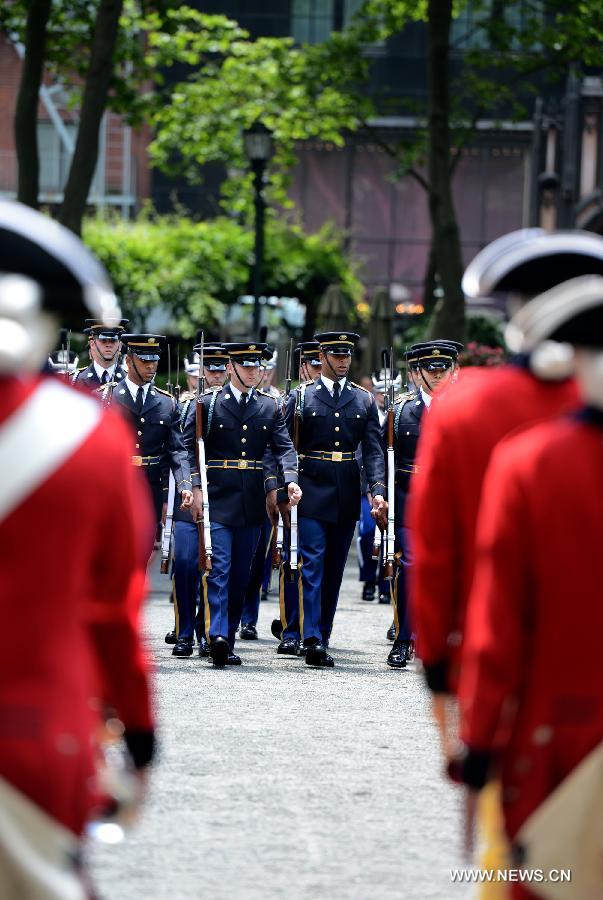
322, 351, 349, 383
92, 336, 119, 364
129, 353, 155, 385
231, 360, 264, 392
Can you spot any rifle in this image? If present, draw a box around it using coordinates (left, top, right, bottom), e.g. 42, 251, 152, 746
64, 329, 72, 382
174, 345, 181, 404
271, 339, 293, 570
384, 347, 396, 580
289, 342, 301, 579
160, 472, 176, 574
195, 333, 213, 572
166, 342, 173, 396
102, 342, 124, 408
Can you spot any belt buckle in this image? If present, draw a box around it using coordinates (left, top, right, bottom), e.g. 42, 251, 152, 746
132, 455, 143, 467
238, 459, 248, 469
332, 451, 343, 462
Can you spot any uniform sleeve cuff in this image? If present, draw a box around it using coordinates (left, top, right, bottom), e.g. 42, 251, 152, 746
447, 746, 492, 790
264, 476, 278, 492
423, 659, 450, 694
124, 728, 156, 769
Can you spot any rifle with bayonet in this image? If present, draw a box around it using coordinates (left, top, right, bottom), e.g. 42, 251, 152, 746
289, 341, 301, 580
160, 344, 181, 573
271, 340, 293, 570
195, 333, 213, 572
383, 347, 396, 580
102, 340, 124, 408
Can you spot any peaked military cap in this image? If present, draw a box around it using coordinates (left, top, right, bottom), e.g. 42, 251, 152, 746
314, 332, 360, 356
191, 344, 229, 372
371, 369, 402, 392
122, 334, 165, 361
296, 341, 321, 365
84, 317, 129, 339
48, 348, 79, 373
223, 341, 272, 366
0, 199, 120, 324
408, 341, 460, 369
462, 229, 603, 299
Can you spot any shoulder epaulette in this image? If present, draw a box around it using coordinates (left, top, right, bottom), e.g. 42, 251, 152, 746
257, 389, 279, 407
74, 366, 87, 375
204, 386, 220, 395
350, 381, 370, 394
394, 391, 415, 405
302, 379, 313, 387
179, 390, 196, 401
154, 386, 172, 397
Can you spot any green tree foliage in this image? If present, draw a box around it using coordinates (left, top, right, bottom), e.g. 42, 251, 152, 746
83, 212, 362, 337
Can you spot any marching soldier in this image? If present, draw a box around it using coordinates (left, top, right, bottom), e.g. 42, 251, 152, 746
103, 334, 193, 538
271, 341, 323, 650
72, 317, 128, 390
357, 369, 399, 605
450, 277, 603, 897
183, 341, 301, 668
279, 332, 386, 668
386, 341, 461, 669
171, 344, 229, 658
0, 199, 155, 897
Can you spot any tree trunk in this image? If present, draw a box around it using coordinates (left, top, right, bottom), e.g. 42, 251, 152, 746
59, 0, 124, 235
422, 241, 438, 315
14, 0, 52, 209
425, 0, 465, 342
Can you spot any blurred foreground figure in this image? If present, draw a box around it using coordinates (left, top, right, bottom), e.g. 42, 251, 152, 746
452, 276, 603, 899
409, 230, 603, 731
0, 200, 155, 899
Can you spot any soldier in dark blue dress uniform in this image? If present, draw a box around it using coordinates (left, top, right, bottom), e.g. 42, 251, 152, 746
171, 345, 229, 658
72, 318, 128, 390
387, 340, 461, 668
182, 341, 301, 668
102, 334, 193, 537
280, 332, 387, 668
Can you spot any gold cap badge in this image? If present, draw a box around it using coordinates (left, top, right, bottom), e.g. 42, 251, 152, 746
340, 334, 347, 340
249, 344, 256, 351
433, 348, 440, 355
149, 337, 156, 344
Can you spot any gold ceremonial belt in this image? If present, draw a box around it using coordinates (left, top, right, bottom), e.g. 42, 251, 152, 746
206, 459, 263, 471
300, 450, 355, 463
132, 455, 162, 467
396, 464, 421, 475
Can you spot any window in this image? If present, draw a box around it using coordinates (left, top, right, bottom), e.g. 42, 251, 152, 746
291, 0, 335, 44
451, 1, 543, 52
37, 122, 76, 193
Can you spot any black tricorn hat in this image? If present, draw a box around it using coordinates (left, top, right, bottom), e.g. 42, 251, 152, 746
0, 199, 120, 324
462, 229, 603, 299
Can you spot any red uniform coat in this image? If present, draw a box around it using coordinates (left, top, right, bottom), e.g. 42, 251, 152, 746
458, 415, 603, 841
0, 376, 154, 836
407, 365, 579, 693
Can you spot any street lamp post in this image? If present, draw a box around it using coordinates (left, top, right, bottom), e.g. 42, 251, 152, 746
243, 122, 274, 336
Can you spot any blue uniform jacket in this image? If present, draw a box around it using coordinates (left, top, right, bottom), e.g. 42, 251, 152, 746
182, 385, 298, 528
389, 391, 425, 528
283, 378, 386, 524
73, 361, 126, 391
106, 383, 191, 492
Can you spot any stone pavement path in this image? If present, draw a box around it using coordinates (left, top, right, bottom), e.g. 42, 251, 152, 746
89, 555, 472, 900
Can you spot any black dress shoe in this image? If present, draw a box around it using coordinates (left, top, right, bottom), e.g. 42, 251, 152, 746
387, 639, 411, 669
226, 652, 242, 666
270, 618, 283, 641
386, 622, 396, 642
197, 635, 210, 658
239, 623, 258, 640
297, 643, 307, 657
172, 638, 193, 657
260, 590, 268, 603
164, 629, 177, 645
379, 592, 391, 604
277, 638, 299, 656
305, 643, 334, 668
209, 637, 229, 667
362, 582, 376, 602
